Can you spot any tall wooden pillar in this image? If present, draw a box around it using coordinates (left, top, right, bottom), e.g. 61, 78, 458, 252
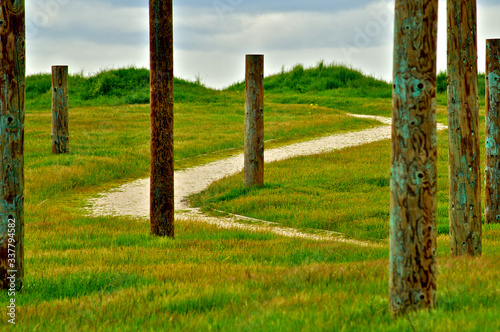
447, 0, 482, 256
150, 0, 174, 238
52, 65, 69, 154
244, 54, 264, 187
485, 39, 500, 224
390, 0, 438, 314
0, 1, 25, 290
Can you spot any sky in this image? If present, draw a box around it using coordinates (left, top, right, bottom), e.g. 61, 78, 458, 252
25, 0, 500, 89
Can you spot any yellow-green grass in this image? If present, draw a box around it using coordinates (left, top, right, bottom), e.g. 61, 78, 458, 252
3, 106, 498, 330
5, 65, 496, 330
0, 92, 390, 329
190, 111, 500, 330
8, 219, 500, 330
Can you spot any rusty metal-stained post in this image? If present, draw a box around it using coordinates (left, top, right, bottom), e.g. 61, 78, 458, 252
244, 54, 264, 187
51, 65, 69, 154
485, 39, 500, 224
390, 0, 438, 314
447, 0, 481, 255
149, 0, 174, 238
0, 1, 25, 290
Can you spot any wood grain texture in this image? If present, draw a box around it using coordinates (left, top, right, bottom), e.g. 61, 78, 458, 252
150, 0, 174, 238
390, 0, 438, 314
51, 65, 69, 154
0, 0, 25, 290
485, 39, 500, 224
244, 55, 264, 187
447, 0, 482, 256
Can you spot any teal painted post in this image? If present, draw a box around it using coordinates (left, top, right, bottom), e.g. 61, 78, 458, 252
244, 54, 264, 187
0, 1, 25, 290
447, 0, 482, 256
150, 0, 174, 238
52, 65, 69, 154
485, 39, 500, 224
390, 0, 438, 314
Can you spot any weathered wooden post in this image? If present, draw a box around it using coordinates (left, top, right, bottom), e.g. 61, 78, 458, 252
149, 0, 174, 238
0, 1, 25, 290
244, 54, 264, 186
485, 39, 500, 225
390, 0, 438, 314
52, 65, 69, 154
447, 0, 482, 255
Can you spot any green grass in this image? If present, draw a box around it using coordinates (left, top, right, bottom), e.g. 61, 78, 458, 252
191, 130, 469, 241
190, 103, 486, 242
1, 65, 498, 330
26, 67, 236, 110
191, 123, 500, 331
228, 61, 392, 98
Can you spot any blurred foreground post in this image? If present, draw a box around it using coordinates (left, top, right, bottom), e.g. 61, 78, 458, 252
244, 55, 264, 186
390, 0, 438, 314
447, 0, 481, 256
0, 1, 25, 290
52, 65, 69, 154
150, 0, 174, 238
485, 39, 500, 224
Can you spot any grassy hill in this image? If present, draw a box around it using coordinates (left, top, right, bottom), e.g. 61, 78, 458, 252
26, 64, 484, 117
25, 64, 486, 110
227, 62, 392, 98
26, 67, 234, 110
4, 64, 497, 330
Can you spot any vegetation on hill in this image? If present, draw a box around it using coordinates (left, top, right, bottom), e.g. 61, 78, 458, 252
227, 61, 392, 99
25, 64, 486, 112
26, 67, 233, 110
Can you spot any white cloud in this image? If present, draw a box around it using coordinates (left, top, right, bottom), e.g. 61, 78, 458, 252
173, 1, 396, 87
26, 0, 148, 41
176, 1, 393, 52
27, 37, 149, 76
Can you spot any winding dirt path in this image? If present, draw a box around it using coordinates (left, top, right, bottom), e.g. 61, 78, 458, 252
88, 114, 446, 245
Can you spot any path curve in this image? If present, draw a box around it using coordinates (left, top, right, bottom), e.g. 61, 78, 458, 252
88, 114, 446, 244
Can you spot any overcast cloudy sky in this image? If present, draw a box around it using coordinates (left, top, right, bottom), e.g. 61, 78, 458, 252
26, 0, 500, 89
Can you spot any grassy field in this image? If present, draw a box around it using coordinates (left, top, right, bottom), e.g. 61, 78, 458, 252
192, 67, 500, 329
191, 133, 500, 331
1, 64, 498, 331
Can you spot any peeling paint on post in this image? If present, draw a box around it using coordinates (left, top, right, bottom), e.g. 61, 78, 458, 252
447, 0, 482, 256
485, 39, 500, 224
51, 65, 69, 154
390, 0, 438, 314
0, 1, 25, 290
149, 0, 174, 238
244, 54, 264, 187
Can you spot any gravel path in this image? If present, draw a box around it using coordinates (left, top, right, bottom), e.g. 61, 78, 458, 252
87, 114, 446, 244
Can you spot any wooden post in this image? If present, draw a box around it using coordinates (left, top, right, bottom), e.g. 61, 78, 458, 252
51, 65, 69, 154
485, 39, 500, 224
244, 54, 264, 187
150, 0, 174, 238
447, 0, 482, 255
0, 1, 25, 290
390, 0, 438, 314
